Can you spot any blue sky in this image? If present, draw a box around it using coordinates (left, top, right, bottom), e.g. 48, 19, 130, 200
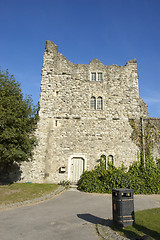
0, 0, 160, 117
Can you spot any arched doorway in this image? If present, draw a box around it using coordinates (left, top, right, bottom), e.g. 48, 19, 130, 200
69, 157, 85, 183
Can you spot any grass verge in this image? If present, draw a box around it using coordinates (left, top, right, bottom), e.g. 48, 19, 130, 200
114, 208, 160, 240
0, 183, 58, 206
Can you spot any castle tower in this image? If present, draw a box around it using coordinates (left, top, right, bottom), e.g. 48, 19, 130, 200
21, 41, 149, 183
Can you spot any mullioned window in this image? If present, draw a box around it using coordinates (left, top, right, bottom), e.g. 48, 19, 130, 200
90, 96, 103, 110
91, 72, 103, 82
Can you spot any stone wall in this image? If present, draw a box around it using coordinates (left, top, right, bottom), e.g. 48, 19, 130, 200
20, 40, 152, 183
143, 118, 160, 161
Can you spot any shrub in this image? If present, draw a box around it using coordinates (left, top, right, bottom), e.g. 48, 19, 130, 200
77, 154, 160, 194
77, 170, 104, 192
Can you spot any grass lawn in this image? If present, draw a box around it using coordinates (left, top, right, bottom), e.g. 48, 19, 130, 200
115, 208, 160, 240
0, 183, 58, 206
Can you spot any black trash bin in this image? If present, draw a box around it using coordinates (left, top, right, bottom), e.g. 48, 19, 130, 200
112, 188, 135, 228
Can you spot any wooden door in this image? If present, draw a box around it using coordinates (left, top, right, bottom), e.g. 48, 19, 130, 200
70, 157, 84, 183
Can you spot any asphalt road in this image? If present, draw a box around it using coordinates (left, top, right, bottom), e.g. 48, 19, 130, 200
0, 188, 160, 240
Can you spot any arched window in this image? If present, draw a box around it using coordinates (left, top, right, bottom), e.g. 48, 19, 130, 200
100, 154, 107, 169
97, 97, 103, 110
90, 96, 96, 109
108, 155, 114, 165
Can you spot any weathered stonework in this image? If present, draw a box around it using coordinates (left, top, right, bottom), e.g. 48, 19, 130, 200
143, 118, 160, 160
20, 40, 160, 183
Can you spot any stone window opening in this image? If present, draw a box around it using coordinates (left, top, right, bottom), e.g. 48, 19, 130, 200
108, 155, 114, 165
91, 72, 103, 82
97, 96, 103, 110
55, 120, 58, 126
98, 72, 103, 82
90, 96, 96, 110
90, 96, 103, 110
91, 72, 96, 81
99, 154, 107, 169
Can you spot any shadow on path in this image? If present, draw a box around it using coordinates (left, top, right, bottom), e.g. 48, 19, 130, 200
77, 213, 105, 225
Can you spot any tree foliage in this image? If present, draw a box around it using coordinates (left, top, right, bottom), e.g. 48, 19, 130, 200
0, 69, 38, 170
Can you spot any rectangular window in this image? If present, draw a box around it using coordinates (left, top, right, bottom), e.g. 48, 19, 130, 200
98, 72, 103, 81
91, 72, 96, 81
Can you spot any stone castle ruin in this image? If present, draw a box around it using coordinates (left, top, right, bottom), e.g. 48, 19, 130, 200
20, 41, 160, 183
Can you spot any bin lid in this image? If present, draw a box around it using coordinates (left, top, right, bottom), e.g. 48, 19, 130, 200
112, 188, 133, 192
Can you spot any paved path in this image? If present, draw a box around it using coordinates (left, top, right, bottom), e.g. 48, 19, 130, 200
0, 188, 159, 240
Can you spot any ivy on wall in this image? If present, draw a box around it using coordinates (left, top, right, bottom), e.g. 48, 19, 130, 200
129, 118, 160, 161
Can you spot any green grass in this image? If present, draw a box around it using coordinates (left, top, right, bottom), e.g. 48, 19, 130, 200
114, 208, 160, 240
0, 183, 58, 206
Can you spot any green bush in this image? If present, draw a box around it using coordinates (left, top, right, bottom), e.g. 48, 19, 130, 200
77, 155, 160, 194
77, 170, 104, 192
